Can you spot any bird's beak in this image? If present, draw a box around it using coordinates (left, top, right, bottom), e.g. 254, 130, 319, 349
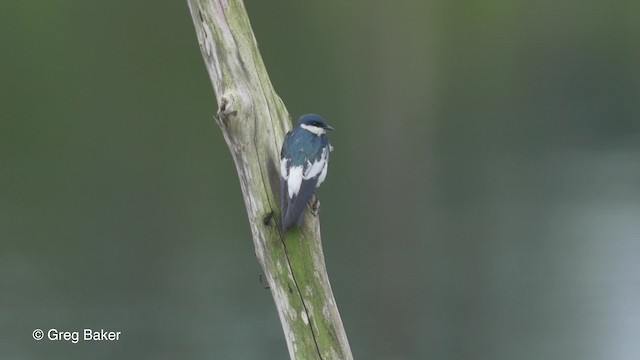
325, 125, 335, 131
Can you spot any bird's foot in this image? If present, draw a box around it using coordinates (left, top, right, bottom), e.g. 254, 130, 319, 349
309, 193, 320, 216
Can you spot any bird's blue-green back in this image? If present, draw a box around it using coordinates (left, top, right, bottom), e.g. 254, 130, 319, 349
281, 127, 328, 165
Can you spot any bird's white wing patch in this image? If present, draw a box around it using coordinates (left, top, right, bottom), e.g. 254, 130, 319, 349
280, 157, 289, 179
317, 161, 328, 187
303, 147, 328, 180
304, 159, 324, 180
287, 166, 303, 198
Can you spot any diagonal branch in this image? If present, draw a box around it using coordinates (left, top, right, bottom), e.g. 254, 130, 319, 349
186, 1, 353, 359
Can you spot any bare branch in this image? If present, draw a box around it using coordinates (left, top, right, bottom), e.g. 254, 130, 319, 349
186, 1, 353, 359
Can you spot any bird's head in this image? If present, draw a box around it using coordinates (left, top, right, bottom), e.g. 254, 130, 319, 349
296, 114, 334, 135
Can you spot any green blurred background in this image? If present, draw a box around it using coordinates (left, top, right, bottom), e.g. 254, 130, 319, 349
2, 1, 639, 359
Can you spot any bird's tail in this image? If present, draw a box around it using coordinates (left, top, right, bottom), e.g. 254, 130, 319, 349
282, 206, 299, 231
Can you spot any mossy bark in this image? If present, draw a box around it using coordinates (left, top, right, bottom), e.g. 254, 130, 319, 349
186, 1, 353, 359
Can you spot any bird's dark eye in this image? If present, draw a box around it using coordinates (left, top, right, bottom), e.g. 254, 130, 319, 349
313, 121, 322, 127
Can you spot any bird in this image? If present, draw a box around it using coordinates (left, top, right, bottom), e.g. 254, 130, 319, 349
280, 114, 334, 231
